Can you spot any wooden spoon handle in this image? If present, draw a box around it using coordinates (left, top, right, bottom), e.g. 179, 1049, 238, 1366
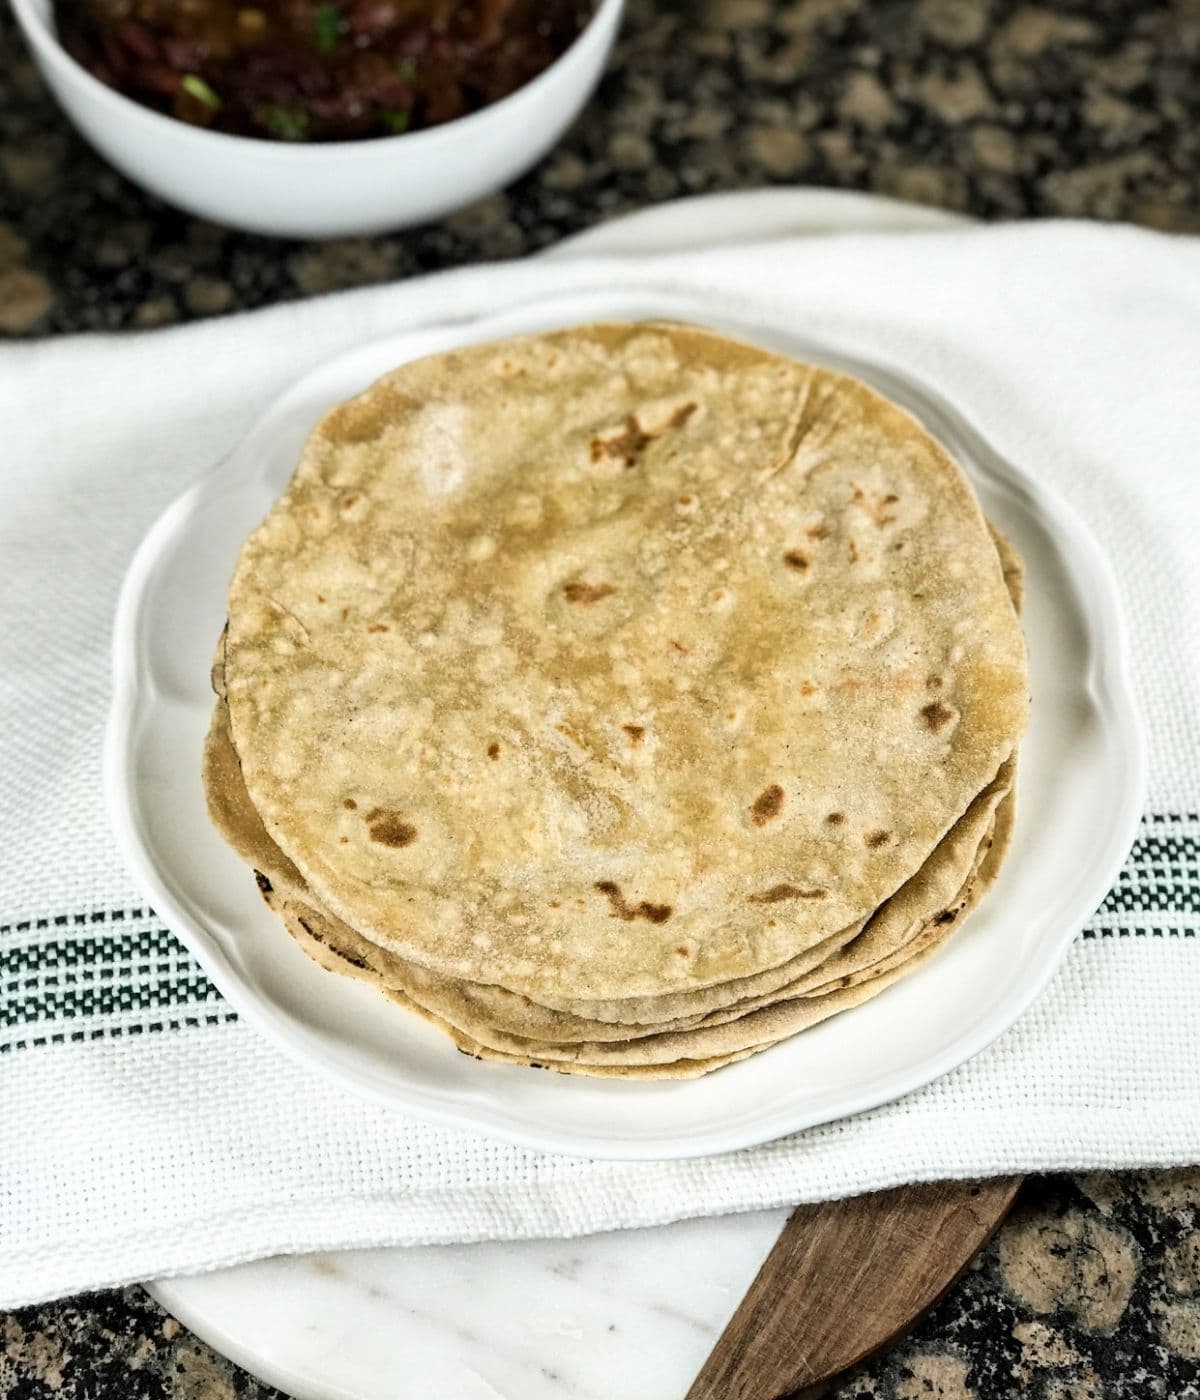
687, 1175, 1024, 1400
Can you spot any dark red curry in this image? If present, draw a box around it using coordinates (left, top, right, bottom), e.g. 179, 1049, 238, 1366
53, 0, 595, 142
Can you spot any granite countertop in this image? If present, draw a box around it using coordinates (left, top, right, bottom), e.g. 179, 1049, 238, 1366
3, 0, 1200, 1394
2, 0, 1199, 336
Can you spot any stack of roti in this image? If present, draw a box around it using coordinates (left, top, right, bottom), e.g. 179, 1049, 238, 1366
204, 323, 1029, 1079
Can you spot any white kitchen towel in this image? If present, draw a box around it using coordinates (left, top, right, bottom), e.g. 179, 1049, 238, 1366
1, 201, 1198, 1309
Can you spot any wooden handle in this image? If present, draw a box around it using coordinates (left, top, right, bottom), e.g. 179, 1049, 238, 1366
687, 1175, 1024, 1400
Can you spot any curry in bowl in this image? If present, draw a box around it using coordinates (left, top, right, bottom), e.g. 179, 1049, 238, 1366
53, 0, 595, 142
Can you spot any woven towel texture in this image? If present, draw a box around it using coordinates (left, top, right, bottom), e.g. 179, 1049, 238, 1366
1, 215, 1197, 1307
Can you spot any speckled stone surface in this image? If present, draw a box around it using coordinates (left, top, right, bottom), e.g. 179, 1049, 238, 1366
4, 0, 1200, 1392
2, 0, 1200, 336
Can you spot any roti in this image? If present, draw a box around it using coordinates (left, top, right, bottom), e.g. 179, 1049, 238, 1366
429, 794, 1017, 1079
220, 323, 1029, 1001
205, 699, 1008, 1046
204, 521, 1023, 1073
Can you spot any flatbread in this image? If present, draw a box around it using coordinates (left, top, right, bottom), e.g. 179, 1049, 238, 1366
432, 791, 1018, 1078
275, 782, 1008, 1064
266, 777, 1005, 1057
221, 323, 1029, 1000
205, 699, 996, 1043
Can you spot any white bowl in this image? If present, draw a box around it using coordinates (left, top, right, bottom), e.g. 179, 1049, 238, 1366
9, 0, 624, 238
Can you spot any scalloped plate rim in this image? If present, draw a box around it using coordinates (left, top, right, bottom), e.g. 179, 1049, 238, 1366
105, 263, 1145, 1162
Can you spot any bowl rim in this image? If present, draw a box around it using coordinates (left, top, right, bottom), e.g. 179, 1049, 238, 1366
9, 0, 622, 160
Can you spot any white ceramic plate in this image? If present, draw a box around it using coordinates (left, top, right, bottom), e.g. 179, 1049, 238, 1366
107, 274, 1144, 1164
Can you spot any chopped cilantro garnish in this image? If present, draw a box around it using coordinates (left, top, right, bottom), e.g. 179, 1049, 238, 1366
181, 74, 222, 110
380, 107, 411, 133
261, 105, 309, 140
314, 3, 343, 54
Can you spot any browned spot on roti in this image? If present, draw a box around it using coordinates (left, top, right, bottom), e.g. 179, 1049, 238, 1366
865, 828, 891, 849
254, 870, 273, 896
783, 549, 809, 572
751, 784, 785, 825
487, 742, 501, 759
927, 674, 945, 690
594, 881, 673, 924
343, 798, 357, 810
590, 405, 695, 468
806, 521, 830, 541
934, 909, 958, 924
920, 700, 956, 732
622, 724, 645, 745
556, 723, 588, 752
333, 946, 369, 969
747, 883, 829, 904
854, 486, 900, 527
316, 594, 325, 604
366, 809, 418, 848
563, 581, 615, 605
826, 811, 846, 825
848, 538, 860, 563
367, 623, 389, 633
670, 639, 689, 654
590, 415, 652, 467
